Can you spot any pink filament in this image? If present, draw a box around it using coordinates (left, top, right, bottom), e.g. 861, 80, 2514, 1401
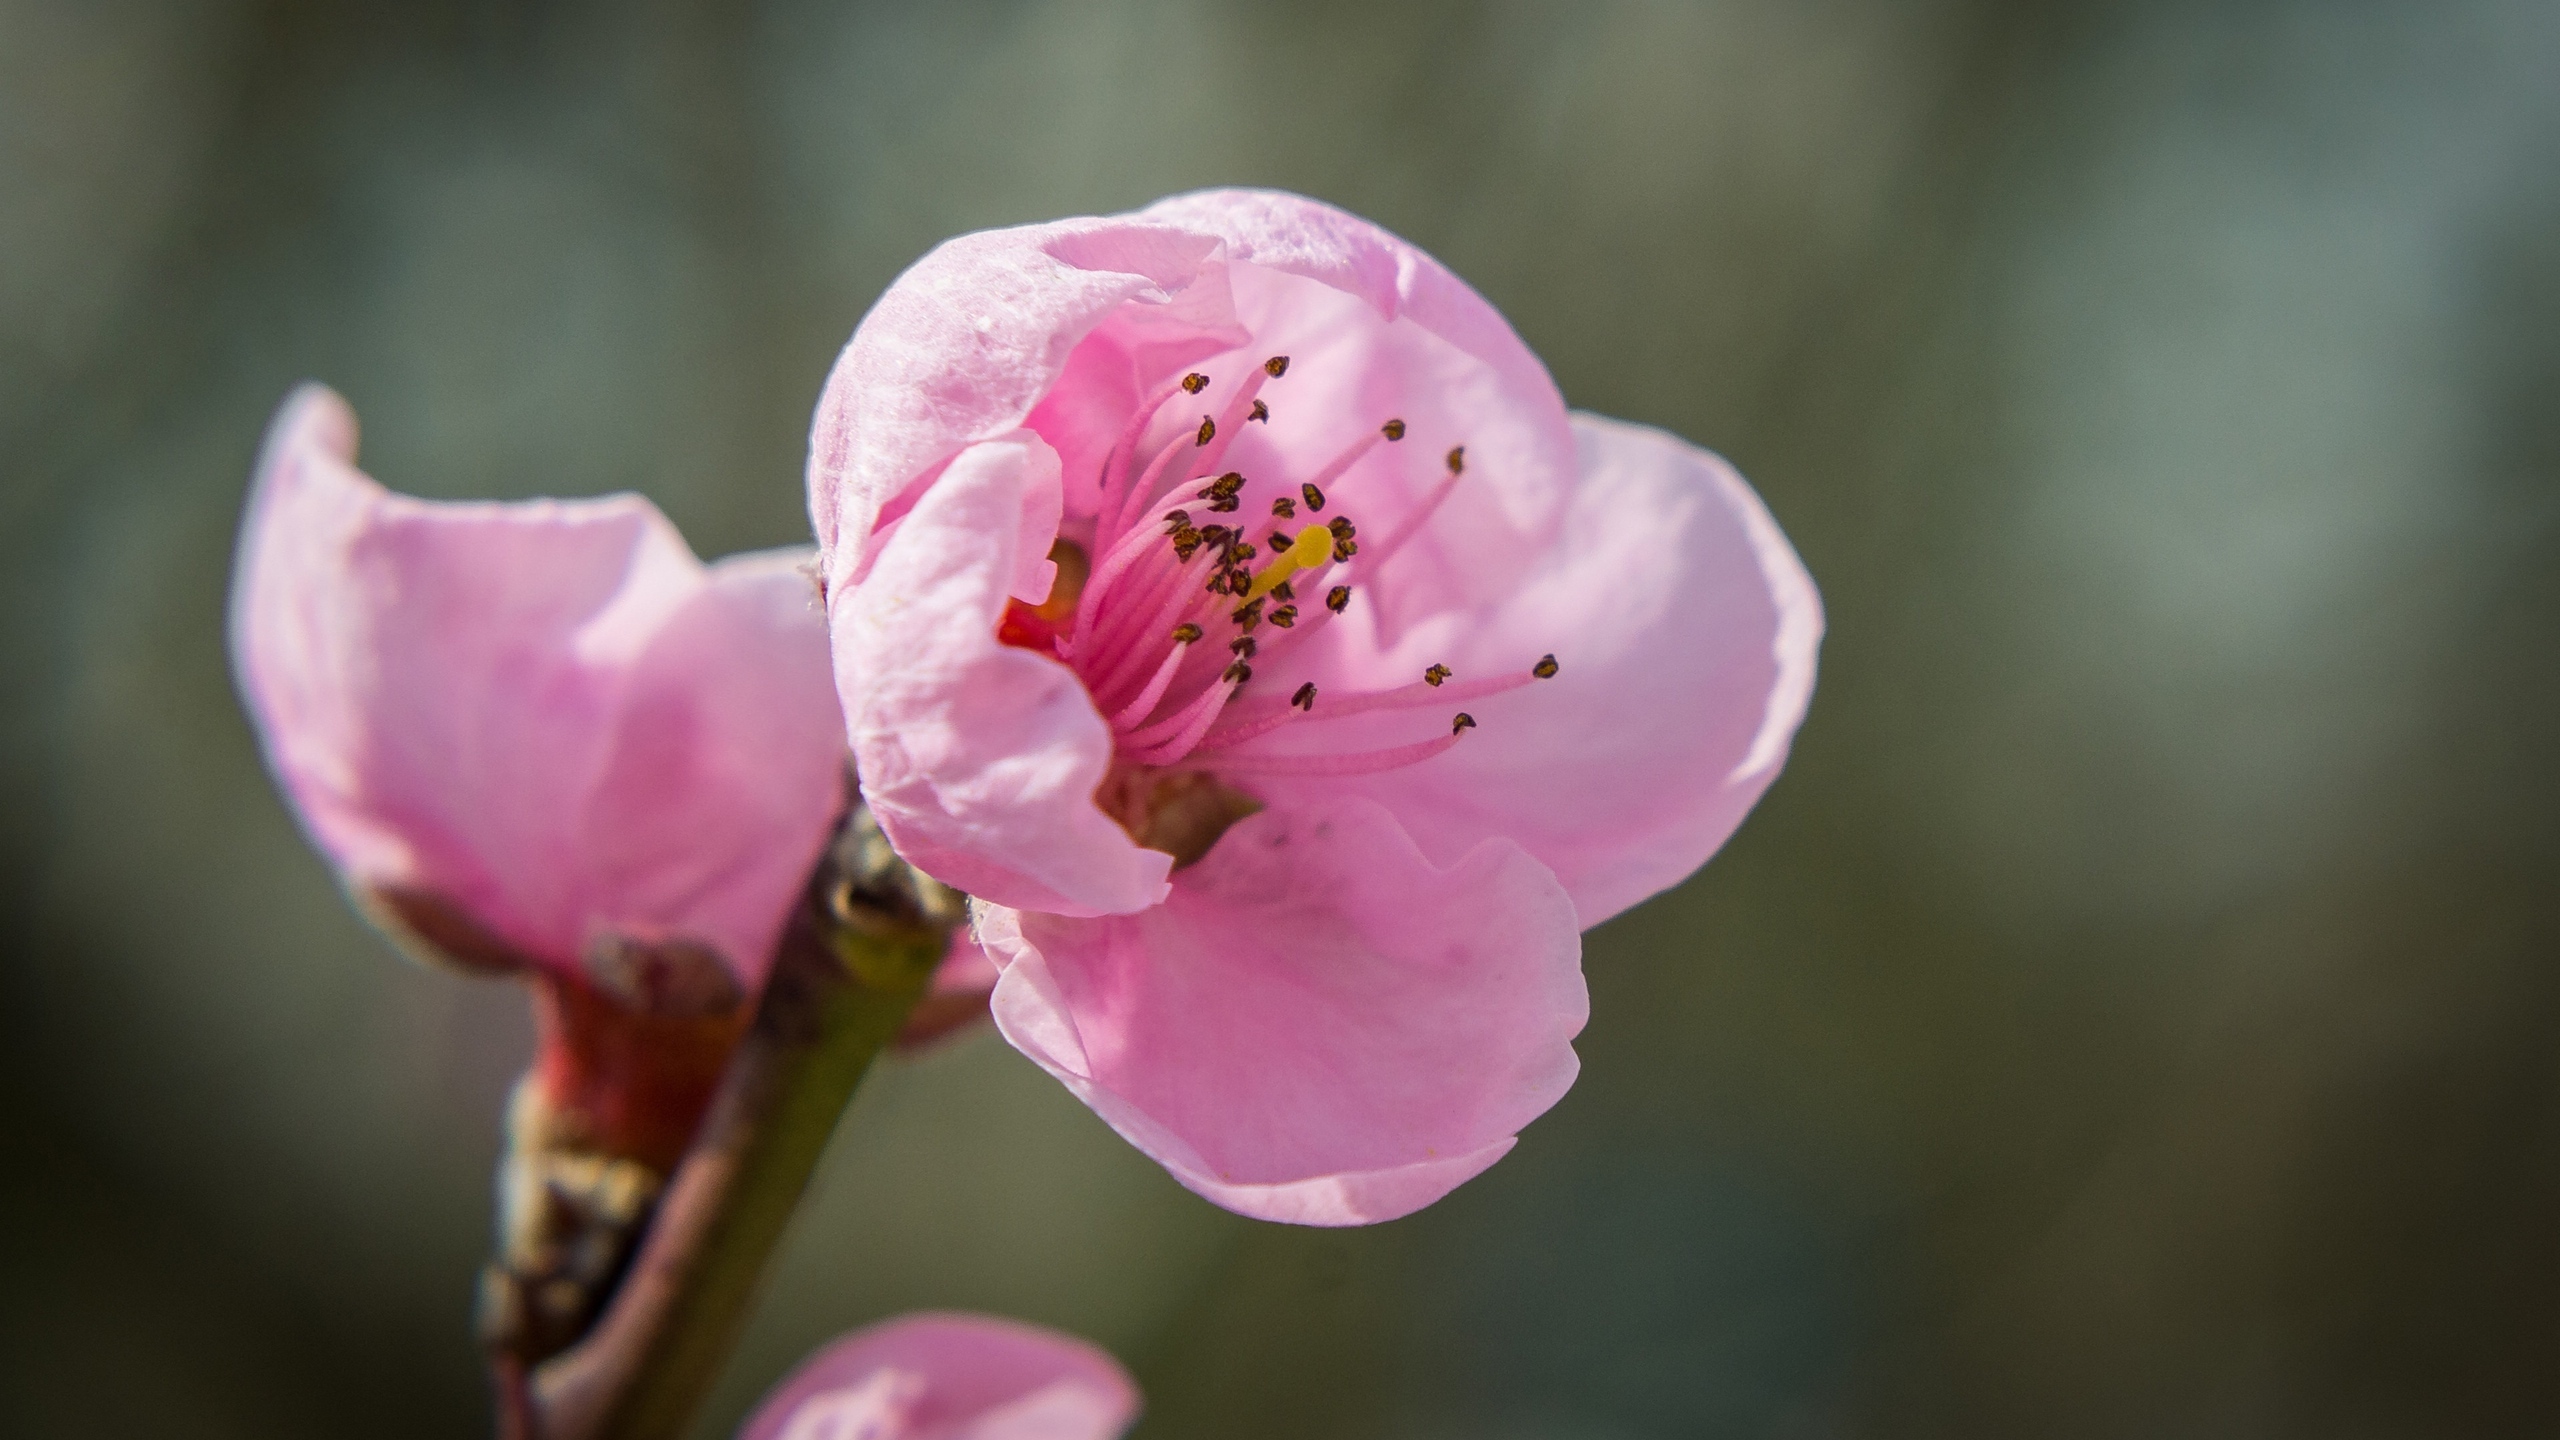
1094, 374, 1193, 538
1109, 642, 1193, 731
1122, 676, 1242, 766
1198, 731, 1466, 778
1197, 671, 1535, 751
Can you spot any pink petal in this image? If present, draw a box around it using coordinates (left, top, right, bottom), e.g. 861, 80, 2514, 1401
807, 219, 1237, 587
231, 384, 844, 986
979, 796, 1587, 1226
1256, 413, 1824, 928
835, 433, 1170, 917
738, 1312, 1139, 1440
574, 548, 848, 988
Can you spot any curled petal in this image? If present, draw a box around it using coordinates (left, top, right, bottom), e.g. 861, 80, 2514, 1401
739, 1312, 1139, 1440
836, 433, 1170, 917
231, 384, 843, 988
981, 796, 1586, 1225
808, 219, 1238, 583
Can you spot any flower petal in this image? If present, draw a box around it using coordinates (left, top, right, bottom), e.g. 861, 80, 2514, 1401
738, 1312, 1139, 1440
836, 433, 1171, 916
231, 384, 843, 984
807, 218, 1238, 584
574, 548, 846, 989
1313, 412, 1824, 927
980, 796, 1586, 1226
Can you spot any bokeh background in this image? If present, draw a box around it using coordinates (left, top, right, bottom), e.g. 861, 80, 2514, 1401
6, 1, 2558, 1435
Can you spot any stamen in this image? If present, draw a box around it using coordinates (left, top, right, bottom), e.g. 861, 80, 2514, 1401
1249, 399, 1270, 423
1291, 420, 1401, 512
1326, 585, 1352, 612
1182, 358, 1290, 496
1083, 545, 1221, 697
1102, 417, 1212, 556
1094, 373, 1203, 547
1197, 731, 1463, 778
1223, 660, 1253, 684
1268, 605, 1298, 628
1077, 500, 1197, 643
1445, 446, 1465, 475
1197, 670, 1534, 751
1122, 676, 1243, 766
1110, 644, 1191, 729
1347, 460, 1460, 581
1228, 636, 1257, 657
1172, 623, 1203, 643
1451, 712, 1477, 733
1534, 654, 1559, 678
1196, 415, 1217, 446
1291, 682, 1317, 711
1271, 496, 1296, 519
1424, 664, 1452, 687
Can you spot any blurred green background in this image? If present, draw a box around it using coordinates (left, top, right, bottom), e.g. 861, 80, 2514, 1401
6, 1, 2557, 1435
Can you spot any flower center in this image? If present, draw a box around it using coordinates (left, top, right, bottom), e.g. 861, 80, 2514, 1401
997, 356, 1561, 856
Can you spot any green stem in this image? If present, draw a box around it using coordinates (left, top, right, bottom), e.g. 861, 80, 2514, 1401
519, 807, 960, 1440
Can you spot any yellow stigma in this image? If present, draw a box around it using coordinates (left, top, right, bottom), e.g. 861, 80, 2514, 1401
1245, 525, 1337, 601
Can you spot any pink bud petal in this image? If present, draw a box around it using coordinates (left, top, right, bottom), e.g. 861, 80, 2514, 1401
739, 1313, 1138, 1440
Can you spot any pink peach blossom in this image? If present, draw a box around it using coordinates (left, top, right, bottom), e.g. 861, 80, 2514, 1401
739, 1313, 1138, 1440
809, 190, 1822, 1224
232, 383, 847, 998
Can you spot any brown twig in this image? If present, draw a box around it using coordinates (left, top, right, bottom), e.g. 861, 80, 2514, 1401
503, 805, 961, 1440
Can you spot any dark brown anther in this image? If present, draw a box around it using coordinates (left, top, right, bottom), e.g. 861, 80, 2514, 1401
1264, 355, 1290, 377
1182, 372, 1210, 394
1533, 654, 1559, 679
1229, 635, 1258, 658
1452, 712, 1478, 734
1271, 496, 1297, 519
1200, 523, 1231, 543
1231, 598, 1265, 630
1196, 416, 1217, 446
1331, 538, 1360, 563
1381, 419, 1407, 441
1265, 531, 1291, 552
1424, 663, 1453, 687
1326, 585, 1352, 613
1268, 605, 1298, 628
1211, 471, 1246, 495
1208, 495, 1240, 513
1231, 541, 1258, 563
1223, 660, 1254, 684
1271, 580, 1296, 602
1445, 445, 1465, 475
1172, 623, 1203, 644
1249, 399, 1270, 423
1327, 515, 1357, 540
1163, 508, 1191, 528
1291, 682, 1317, 711
1172, 533, 1202, 562
1302, 482, 1326, 512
